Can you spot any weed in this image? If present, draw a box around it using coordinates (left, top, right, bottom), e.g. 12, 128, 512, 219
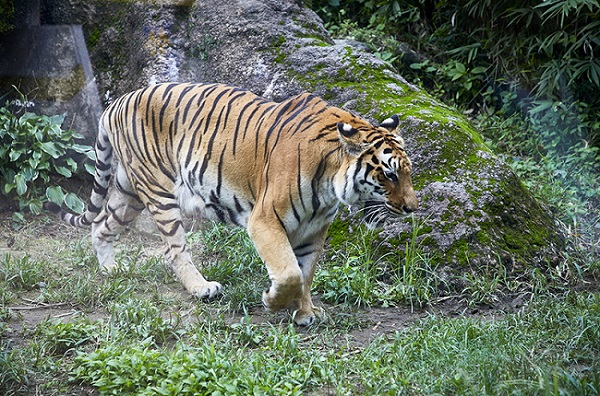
108, 298, 182, 344
33, 317, 103, 355
0, 342, 31, 395
0, 254, 46, 291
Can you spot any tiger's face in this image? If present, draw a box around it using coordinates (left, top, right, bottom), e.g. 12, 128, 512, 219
334, 114, 418, 217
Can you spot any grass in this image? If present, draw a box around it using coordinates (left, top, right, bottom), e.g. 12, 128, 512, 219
315, 216, 443, 310
1, 215, 599, 395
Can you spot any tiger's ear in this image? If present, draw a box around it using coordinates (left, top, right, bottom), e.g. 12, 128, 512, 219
337, 122, 366, 157
379, 114, 399, 133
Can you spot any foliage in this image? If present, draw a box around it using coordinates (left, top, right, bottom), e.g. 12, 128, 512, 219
314, 0, 600, 104
0, 0, 14, 34
33, 318, 103, 355
478, 97, 600, 221
0, 254, 47, 290
108, 298, 181, 344
0, 92, 95, 217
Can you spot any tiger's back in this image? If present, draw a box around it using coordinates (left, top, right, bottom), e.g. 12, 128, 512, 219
107, 84, 341, 228
47, 82, 418, 326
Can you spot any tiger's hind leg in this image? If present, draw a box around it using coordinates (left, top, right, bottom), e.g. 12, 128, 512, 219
92, 166, 145, 272
145, 195, 223, 300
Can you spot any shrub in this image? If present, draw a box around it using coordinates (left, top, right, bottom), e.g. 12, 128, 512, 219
0, 93, 94, 216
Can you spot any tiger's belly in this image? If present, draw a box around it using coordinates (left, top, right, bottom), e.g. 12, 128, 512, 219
174, 173, 253, 227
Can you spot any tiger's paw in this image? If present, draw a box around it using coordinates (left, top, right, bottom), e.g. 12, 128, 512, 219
99, 261, 119, 274
293, 310, 316, 326
262, 288, 291, 311
262, 275, 303, 311
292, 305, 323, 326
191, 281, 223, 300
262, 286, 302, 312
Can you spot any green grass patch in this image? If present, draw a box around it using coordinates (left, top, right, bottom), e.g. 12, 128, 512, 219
1, 218, 598, 395
8, 291, 594, 396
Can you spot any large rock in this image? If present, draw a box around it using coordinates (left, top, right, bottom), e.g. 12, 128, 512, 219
46, 0, 563, 275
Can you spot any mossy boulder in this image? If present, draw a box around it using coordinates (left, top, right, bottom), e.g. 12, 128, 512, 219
271, 38, 563, 272
52, 0, 563, 273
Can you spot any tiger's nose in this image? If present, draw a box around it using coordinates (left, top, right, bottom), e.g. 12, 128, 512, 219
402, 197, 418, 213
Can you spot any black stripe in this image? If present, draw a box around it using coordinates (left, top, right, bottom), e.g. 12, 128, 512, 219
206, 203, 226, 222
161, 83, 179, 100
296, 144, 306, 210
156, 219, 183, 237
144, 84, 162, 125
310, 158, 327, 218
273, 204, 287, 232
289, 191, 301, 223
175, 84, 194, 107
216, 145, 226, 195
233, 96, 261, 155
233, 195, 244, 213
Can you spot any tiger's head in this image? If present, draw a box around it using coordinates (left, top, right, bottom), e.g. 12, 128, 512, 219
334, 114, 418, 218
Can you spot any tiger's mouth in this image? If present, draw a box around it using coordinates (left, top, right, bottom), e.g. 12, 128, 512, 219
361, 200, 411, 227
385, 201, 415, 215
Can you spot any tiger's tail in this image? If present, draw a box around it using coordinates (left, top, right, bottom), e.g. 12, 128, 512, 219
45, 121, 113, 228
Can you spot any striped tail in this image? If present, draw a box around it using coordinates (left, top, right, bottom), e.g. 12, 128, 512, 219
45, 122, 113, 228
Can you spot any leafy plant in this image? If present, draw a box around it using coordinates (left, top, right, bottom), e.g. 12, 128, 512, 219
34, 318, 103, 355
108, 299, 181, 344
0, 92, 95, 216
0, 254, 47, 290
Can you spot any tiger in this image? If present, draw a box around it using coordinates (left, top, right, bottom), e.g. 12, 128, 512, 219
46, 82, 418, 326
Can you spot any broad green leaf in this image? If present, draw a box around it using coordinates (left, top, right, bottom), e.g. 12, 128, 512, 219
15, 173, 27, 195
46, 186, 65, 204
29, 200, 43, 215
70, 144, 94, 153
3, 182, 15, 194
84, 163, 95, 175
66, 157, 78, 171
40, 141, 62, 158
65, 192, 85, 214
9, 149, 22, 162
48, 114, 65, 126
55, 165, 72, 178
22, 167, 37, 181
11, 211, 25, 223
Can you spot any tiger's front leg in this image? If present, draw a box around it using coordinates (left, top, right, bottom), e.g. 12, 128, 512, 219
247, 209, 304, 314
291, 225, 330, 326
